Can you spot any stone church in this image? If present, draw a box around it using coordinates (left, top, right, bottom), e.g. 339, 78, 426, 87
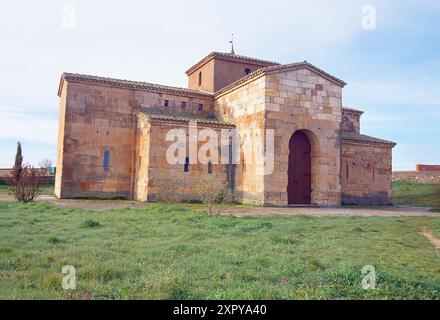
55, 51, 396, 206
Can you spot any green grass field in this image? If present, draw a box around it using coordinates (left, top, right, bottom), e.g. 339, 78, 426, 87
392, 181, 440, 211
1, 181, 440, 299
0, 184, 55, 196
1, 200, 440, 300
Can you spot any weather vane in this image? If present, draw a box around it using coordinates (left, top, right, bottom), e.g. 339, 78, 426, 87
229, 33, 235, 55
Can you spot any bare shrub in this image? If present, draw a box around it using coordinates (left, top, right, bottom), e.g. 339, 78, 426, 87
195, 176, 234, 216
39, 158, 53, 174
7, 164, 42, 203
155, 178, 185, 204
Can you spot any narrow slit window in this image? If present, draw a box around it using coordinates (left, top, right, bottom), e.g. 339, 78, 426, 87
184, 157, 190, 172
103, 150, 110, 169
346, 164, 349, 179
198, 72, 202, 86
208, 161, 213, 174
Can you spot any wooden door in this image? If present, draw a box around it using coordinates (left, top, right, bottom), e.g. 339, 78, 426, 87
287, 131, 311, 205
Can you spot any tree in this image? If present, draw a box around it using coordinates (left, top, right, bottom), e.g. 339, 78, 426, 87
12, 142, 23, 184
195, 176, 234, 216
39, 158, 53, 173
6, 142, 42, 203
8, 165, 41, 203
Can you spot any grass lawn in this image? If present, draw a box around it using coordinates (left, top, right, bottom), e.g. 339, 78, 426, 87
393, 181, 440, 211
0, 183, 54, 196
1, 201, 440, 299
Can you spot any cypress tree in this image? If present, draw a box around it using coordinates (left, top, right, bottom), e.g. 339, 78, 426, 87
13, 142, 23, 183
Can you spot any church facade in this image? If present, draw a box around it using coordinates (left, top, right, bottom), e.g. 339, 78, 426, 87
55, 52, 396, 206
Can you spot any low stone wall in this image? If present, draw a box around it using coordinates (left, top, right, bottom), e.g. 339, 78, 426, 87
393, 171, 440, 185
416, 164, 440, 172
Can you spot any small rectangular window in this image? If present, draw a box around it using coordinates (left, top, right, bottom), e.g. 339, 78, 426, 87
164, 100, 169, 107
181, 101, 187, 111
198, 104, 204, 112
103, 150, 110, 169
208, 161, 213, 174
184, 157, 190, 172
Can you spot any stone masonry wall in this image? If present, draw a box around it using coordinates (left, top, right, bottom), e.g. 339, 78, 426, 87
342, 110, 361, 133
215, 76, 267, 205
135, 117, 232, 202
342, 142, 393, 205
393, 171, 440, 184
215, 68, 343, 206
56, 80, 213, 199
263, 70, 343, 206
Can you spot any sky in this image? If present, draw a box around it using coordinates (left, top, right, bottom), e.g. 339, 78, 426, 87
0, 0, 439, 170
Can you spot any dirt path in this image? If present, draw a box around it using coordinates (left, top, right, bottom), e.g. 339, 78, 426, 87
1, 195, 439, 217
222, 206, 440, 217
421, 228, 440, 250
0, 195, 149, 210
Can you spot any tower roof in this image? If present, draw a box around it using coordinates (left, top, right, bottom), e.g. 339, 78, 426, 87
185, 52, 280, 75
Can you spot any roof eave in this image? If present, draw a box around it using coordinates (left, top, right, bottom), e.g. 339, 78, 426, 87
185, 52, 280, 75
214, 62, 347, 98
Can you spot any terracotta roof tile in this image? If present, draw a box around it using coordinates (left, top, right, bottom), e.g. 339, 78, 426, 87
185, 51, 280, 75
343, 107, 364, 114
342, 132, 396, 147
58, 73, 214, 98
137, 108, 235, 127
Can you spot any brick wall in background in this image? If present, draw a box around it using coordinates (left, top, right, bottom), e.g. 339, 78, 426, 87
416, 164, 440, 172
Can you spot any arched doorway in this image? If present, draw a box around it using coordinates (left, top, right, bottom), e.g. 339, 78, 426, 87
287, 131, 312, 205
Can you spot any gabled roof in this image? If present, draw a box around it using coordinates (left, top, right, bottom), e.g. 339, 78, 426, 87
58, 73, 214, 98
185, 51, 280, 75
136, 108, 235, 127
215, 61, 347, 97
342, 132, 396, 147
342, 107, 364, 115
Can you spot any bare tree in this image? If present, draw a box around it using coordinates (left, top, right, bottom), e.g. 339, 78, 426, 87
39, 158, 53, 174
155, 178, 185, 204
7, 164, 42, 203
195, 176, 234, 216
6, 142, 42, 203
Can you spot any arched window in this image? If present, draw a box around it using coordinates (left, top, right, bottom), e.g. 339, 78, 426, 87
244, 68, 251, 76
184, 157, 190, 172
198, 71, 202, 86
103, 150, 110, 169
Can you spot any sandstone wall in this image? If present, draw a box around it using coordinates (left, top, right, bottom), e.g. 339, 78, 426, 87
215, 76, 267, 205
263, 70, 343, 206
54, 83, 68, 197
187, 59, 215, 92
135, 117, 232, 201
213, 59, 267, 92
56, 80, 214, 199
342, 142, 393, 205
215, 68, 343, 206
393, 171, 440, 184
342, 109, 361, 133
